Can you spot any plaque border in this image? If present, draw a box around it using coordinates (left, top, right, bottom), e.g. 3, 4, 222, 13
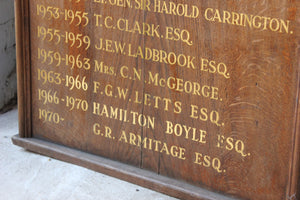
15, 0, 32, 138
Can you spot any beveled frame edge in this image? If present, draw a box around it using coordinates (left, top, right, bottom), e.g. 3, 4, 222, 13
11, 135, 240, 200
15, 0, 32, 138
287, 34, 300, 199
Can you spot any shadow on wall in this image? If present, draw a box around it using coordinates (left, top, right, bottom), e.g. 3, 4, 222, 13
0, 0, 17, 113
0, 65, 17, 114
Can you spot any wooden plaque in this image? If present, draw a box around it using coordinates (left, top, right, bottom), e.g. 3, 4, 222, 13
13, 0, 300, 199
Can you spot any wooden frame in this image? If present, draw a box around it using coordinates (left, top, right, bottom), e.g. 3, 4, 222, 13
15, 0, 31, 138
13, 0, 300, 199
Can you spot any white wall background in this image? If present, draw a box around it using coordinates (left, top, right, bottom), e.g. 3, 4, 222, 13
0, 0, 17, 110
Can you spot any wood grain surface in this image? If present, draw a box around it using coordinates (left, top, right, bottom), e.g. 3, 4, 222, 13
16, 0, 300, 199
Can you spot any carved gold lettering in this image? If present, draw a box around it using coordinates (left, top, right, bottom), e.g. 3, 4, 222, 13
116, 18, 160, 38
217, 134, 251, 157
94, 14, 102, 26
134, 0, 151, 11
93, 81, 130, 100
38, 89, 60, 105
93, 102, 128, 122
94, 60, 115, 76
38, 48, 91, 70
95, 38, 126, 54
95, 39, 196, 69
131, 111, 155, 129
204, 8, 292, 34
147, 71, 220, 100
120, 65, 141, 81
65, 96, 89, 112
165, 121, 207, 144
93, 123, 113, 139
154, 0, 199, 18
190, 104, 223, 127
128, 45, 195, 69
39, 108, 63, 124
200, 58, 230, 79
165, 26, 193, 46
105, 16, 114, 28
93, 102, 155, 129
94, 0, 131, 8
194, 152, 224, 173
119, 131, 186, 160
133, 90, 182, 114
93, 81, 101, 93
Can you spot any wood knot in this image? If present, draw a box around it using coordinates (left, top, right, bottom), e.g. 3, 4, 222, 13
287, 193, 297, 200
